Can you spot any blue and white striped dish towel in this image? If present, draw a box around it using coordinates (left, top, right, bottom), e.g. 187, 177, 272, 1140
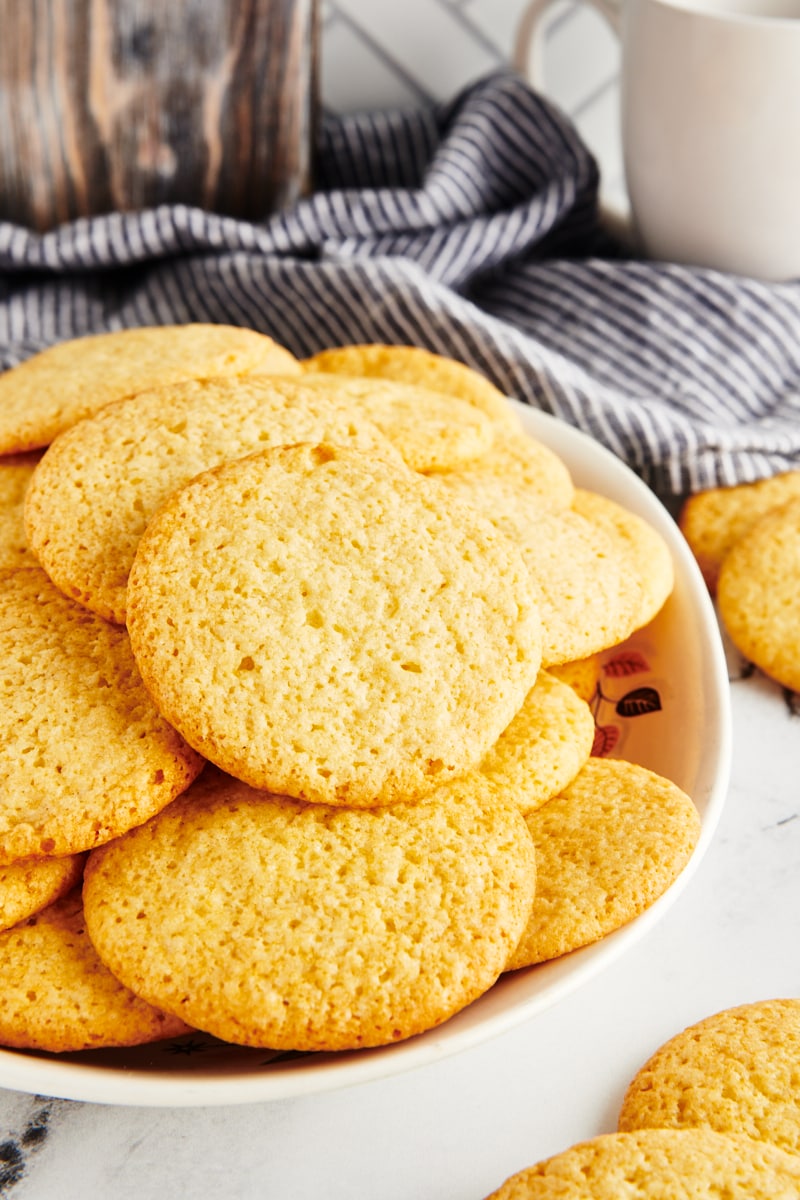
1, 71, 798, 496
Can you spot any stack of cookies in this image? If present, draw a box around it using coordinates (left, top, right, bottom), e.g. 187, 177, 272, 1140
486, 997, 800, 1197
0, 326, 699, 1056
680, 476, 800, 693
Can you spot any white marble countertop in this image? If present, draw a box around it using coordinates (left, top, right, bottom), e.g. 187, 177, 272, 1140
0, 624, 797, 1199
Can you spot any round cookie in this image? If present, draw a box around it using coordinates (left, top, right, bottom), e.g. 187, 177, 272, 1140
479, 672, 595, 814
717, 496, 800, 692
679, 471, 800, 592
0, 887, 190, 1052
0, 567, 204, 865
430, 478, 635, 666
303, 343, 521, 431
0, 853, 85, 933
618, 999, 800, 1154
0, 451, 41, 568
517, 509, 640, 667
25, 376, 403, 625
126, 443, 541, 806
298, 373, 496, 472
83, 768, 537, 1051
572, 489, 674, 631
506, 758, 700, 970
0, 325, 300, 455
484, 1128, 800, 1199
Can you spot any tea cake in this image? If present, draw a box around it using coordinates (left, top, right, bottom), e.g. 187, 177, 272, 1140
83, 769, 536, 1051
126, 443, 541, 806
0, 324, 300, 453
0, 567, 204, 865
618, 998, 800, 1154
25, 376, 402, 625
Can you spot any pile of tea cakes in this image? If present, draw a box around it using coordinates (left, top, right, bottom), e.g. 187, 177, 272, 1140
0, 326, 700, 1055
485, 997, 800, 1197
680, 474, 800, 692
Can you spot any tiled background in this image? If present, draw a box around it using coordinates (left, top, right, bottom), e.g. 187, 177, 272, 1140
319, 0, 626, 212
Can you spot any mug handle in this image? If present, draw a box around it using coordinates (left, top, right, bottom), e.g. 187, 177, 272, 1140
512, 0, 636, 245
512, 0, 621, 82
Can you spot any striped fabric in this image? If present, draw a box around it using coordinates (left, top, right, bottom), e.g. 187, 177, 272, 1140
1, 72, 798, 494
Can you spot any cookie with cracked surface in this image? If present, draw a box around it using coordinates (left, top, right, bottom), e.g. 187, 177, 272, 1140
83, 768, 536, 1051
303, 343, 520, 431
25, 376, 402, 625
505, 758, 700, 970
618, 998, 800, 1154
0, 568, 204, 865
479, 672, 595, 814
484, 1128, 800, 1199
717, 496, 800, 692
0, 887, 190, 1052
0, 324, 299, 454
126, 443, 541, 806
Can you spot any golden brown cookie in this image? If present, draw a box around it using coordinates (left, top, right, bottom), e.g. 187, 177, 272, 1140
0, 324, 300, 453
0, 451, 41, 568
0, 568, 204, 865
0, 853, 85, 933
516, 508, 640, 667
126, 444, 541, 806
0, 887, 190, 1052
298, 372, 496, 472
457, 429, 575, 509
484, 1129, 800, 1199
717, 497, 800, 692
303, 343, 520, 431
618, 999, 800, 1154
506, 758, 700, 970
679, 471, 800, 592
25, 376, 403, 625
479, 672, 595, 814
572, 489, 674, 631
83, 768, 536, 1051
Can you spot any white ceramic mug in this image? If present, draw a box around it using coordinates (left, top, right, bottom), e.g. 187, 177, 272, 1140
514, 0, 800, 280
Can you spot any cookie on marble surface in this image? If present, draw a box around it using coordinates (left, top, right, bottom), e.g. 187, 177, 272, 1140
83, 768, 536, 1051
0, 887, 190, 1052
0, 853, 85, 933
25, 376, 402, 625
126, 443, 541, 806
303, 342, 520, 430
618, 999, 800, 1154
572, 489, 674, 632
479, 672, 595, 814
0, 324, 300, 454
484, 1128, 800, 1199
505, 758, 700, 970
717, 497, 800, 692
679, 471, 800, 592
0, 568, 204, 866
299, 373, 495, 472
0, 452, 41, 568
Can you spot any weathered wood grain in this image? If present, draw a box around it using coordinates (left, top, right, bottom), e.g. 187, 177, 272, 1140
0, 0, 317, 229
